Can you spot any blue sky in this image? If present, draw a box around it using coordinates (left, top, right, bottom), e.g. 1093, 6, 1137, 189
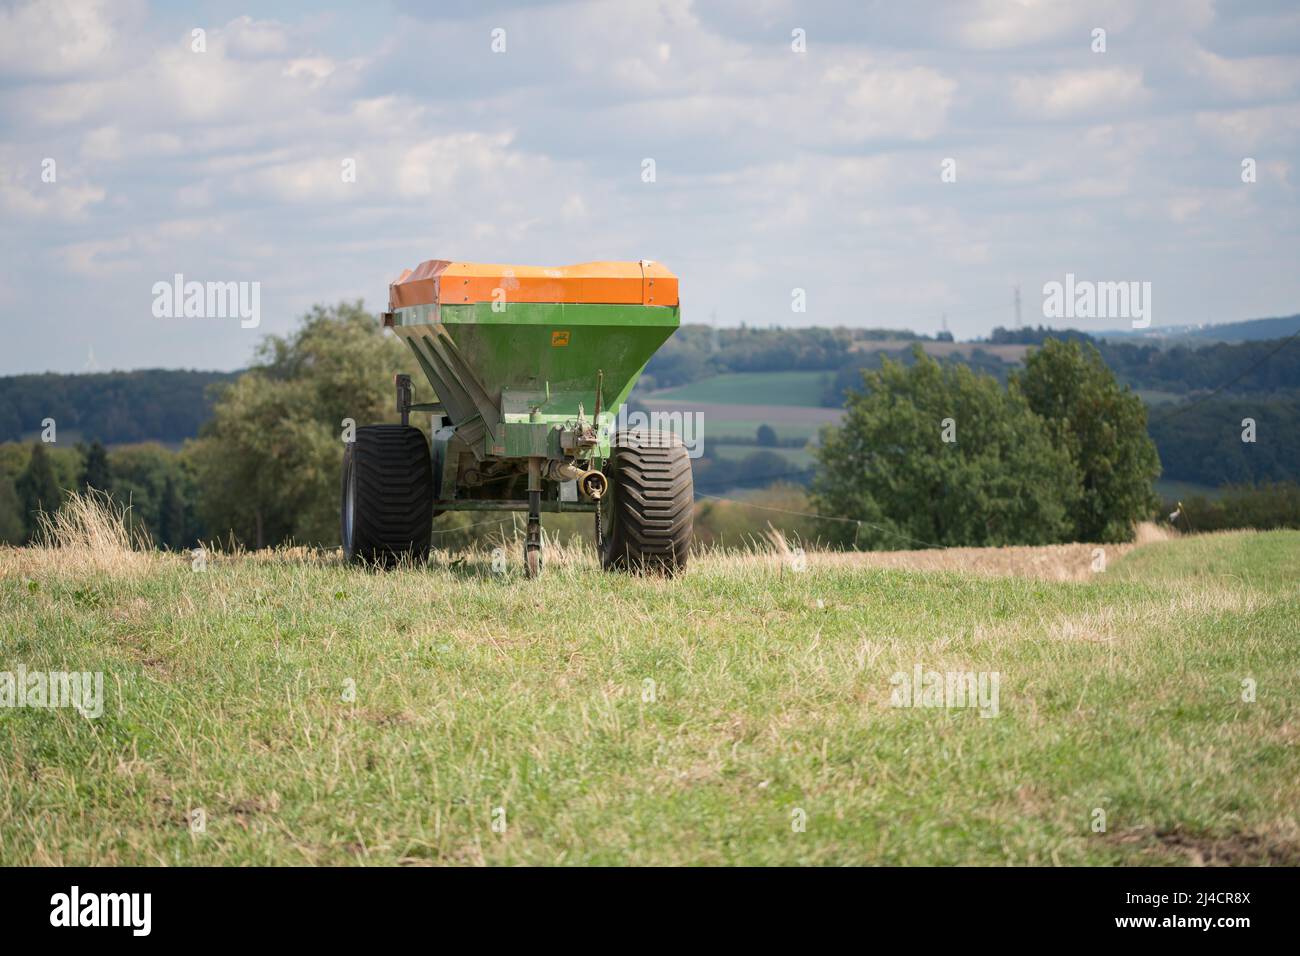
1, 0, 1298, 374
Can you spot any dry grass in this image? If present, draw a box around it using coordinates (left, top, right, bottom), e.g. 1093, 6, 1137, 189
804, 542, 1131, 582
11, 489, 154, 577
2, 493, 1181, 587
697, 522, 1175, 582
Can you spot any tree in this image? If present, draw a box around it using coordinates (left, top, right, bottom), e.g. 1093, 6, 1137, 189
157, 475, 186, 549
0, 476, 25, 544
15, 442, 62, 541
756, 423, 777, 447
80, 440, 112, 491
190, 302, 413, 548
1147, 395, 1299, 487
812, 348, 1078, 549
190, 374, 334, 547
106, 442, 189, 544
0, 370, 237, 444
1014, 339, 1161, 542
253, 300, 409, 429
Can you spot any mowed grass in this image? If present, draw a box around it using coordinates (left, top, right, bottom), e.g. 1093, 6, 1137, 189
650, 371, 830, 406
1, 528, 1297, 866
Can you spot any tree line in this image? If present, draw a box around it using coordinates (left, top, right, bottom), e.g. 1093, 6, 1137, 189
0, 439, 200, 547
5, 319, 1294, 454
5, 323, 1294, 443
0, 369, 237, 444
0, 302, 401, 549
2, 305, 1296, 550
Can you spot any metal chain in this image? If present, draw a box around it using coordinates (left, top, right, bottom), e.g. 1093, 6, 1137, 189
594, 503, 603, 550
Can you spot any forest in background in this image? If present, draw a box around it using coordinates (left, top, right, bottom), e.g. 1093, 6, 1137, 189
1, 309, 1297, 548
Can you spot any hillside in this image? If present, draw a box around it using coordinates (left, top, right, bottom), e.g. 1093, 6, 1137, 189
0, 369, 238, 445
1098, 314, 1300, 344
2, 317, 1295, 505
2, 526, 1297, 865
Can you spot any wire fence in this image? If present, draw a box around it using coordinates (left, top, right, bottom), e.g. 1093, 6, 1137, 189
1145, 327, 1300, 426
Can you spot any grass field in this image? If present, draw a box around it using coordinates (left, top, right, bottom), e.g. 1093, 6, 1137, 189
638, 401, 839, 450
648, 371, 831, 407
708, 443, 817, 469
699, 418, 826, 442
2, 511, 1297, 865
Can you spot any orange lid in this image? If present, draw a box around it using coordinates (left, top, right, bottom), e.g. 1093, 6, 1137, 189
389, 260, 678, 310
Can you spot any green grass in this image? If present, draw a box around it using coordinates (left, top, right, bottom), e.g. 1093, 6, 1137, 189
2, 530, 1297, 865
651, 371, 830, 406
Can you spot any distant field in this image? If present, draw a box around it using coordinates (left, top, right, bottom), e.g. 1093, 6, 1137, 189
649, 371, 831, 407
3, 521, 1297, 865
709, 443, 817, 469
634, 396, 837, 470
702, 419, 827, 442
849, 340, 1029, 362
641, 399, 842, 438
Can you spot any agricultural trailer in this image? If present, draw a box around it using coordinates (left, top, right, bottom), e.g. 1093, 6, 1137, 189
340, 259, 694, 576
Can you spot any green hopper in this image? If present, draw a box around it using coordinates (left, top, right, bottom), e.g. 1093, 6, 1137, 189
340, 259, 694, 576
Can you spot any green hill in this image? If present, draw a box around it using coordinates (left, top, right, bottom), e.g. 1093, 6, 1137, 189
0, 369, 239, 445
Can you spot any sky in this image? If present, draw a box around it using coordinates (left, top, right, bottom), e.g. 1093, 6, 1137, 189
1, 0, 1298, 375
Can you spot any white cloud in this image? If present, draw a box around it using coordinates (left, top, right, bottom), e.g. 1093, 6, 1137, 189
1, 0, 1298, 374
0, 0, 143, 79
1167, 195, 1204, 222
954, 0, 1102, 50
223, 16, 291, 59
282, 57, 336, 87
77, 126, 184, 164
1188, 49, 1300, 100
0, 147, 106, 220
59, 235, 135, 277
1194, 103, 1300, 149
1013, 68, 1148, 118
822, 62, 956, 141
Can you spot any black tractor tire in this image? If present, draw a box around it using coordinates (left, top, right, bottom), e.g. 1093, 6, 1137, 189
341, 424, 434, 566
599, 430, 693, 574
